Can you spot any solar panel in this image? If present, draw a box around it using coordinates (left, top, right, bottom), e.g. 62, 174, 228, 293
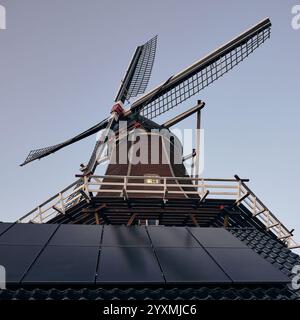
0, 223, 57, 246
155, 247, 231, 283
147, 226, 200, 247
0, 223, 13, 236
0, 245, 42, 283
97, 247, 164, 283
0, 224, 289, 285
189, 227, 247, 248
49, 224, 102, 246
207, 248, 289, 283
102, 225, 151, 247
23, 246, 99, 284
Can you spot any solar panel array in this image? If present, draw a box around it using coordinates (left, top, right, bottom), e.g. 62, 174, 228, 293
0, 224, 288, 285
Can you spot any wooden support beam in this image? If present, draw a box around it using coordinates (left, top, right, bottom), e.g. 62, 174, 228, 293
234, 175, 250, 183
82, 204, 107, 224
163, 189, 168, 203
127, 213, 137, 226
122, 187, 128, 201
52, 205, 64, 215
234, 192, 250, 206
96, 204, 108, 224
79, 189, 91, 202
198, 190, 209, 205
182, 149, 196, 162
195, 106, 201, 178
266, 222, 280, 230
253, 208, 266, 217
103, 208, 219, 215
94, 212, 100, 225
82, 204, 107, 214
224, 214, 229, 228
95, 204, 107, 212
278, 234, 292, 241
163, 101, 205, 128
190, 214, 199, 227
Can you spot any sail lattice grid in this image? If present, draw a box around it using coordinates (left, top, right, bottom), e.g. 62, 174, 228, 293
140, 27, 271, 120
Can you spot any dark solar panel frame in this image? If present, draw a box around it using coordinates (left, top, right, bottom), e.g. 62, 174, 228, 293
97, 246, 164, 284
207, 248, 290, 283
0, 223, 58, 246
188, 227, 248, 248
155, 247, 232, 284
49, 224, 103, 247
0, 245, 43, 283
22, 246, 100, 284
0, 223, 13, 236
147, 226, 200, 247
102, 225, 151, 247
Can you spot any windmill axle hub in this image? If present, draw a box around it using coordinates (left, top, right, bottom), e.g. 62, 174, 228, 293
111, 101, 125, 117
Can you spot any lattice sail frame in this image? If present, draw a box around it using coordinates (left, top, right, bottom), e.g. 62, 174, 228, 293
23, 144, 63, 164
136, 22, 271, 119
115, 35, 158, 103
21, 118, 109, 166
126, 35, 157, 100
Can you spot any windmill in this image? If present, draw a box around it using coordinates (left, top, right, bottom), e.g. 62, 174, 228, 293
3, 17, 300, 300
21, 18, 272, 178
18, 17, 299, 251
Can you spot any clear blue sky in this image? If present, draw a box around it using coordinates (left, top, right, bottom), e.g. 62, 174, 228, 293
0, 1, 299, 249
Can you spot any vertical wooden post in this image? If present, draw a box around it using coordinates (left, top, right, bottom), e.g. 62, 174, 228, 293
191, 149, 196, 178
195, 105, 201, 179
190, 214, 199, 227
95, 212, 100, 225
252, 197, 257, 216
60, 192, 65, 215
38, 206, 43, 223
224, 214, 229, 228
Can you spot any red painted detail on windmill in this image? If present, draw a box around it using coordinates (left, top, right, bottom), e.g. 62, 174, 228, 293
111, 102, 124, 116
133, 121, 141, 128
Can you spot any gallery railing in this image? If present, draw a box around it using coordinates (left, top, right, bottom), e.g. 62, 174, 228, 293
17, 175, 299, 249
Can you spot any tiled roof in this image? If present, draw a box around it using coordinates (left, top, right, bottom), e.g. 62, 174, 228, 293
230, 228, 300, 280
0, 227, 299, 300
0, 285, 295, 300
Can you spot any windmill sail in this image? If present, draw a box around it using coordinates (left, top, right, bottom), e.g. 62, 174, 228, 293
115, 35, 158, 103
21, 18, 271, 167
130, 18, 271, 119
21, 118, 109, 166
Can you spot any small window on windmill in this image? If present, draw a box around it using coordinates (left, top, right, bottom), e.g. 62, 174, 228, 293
138, 219, 159, 226
144, 174, 160, 185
